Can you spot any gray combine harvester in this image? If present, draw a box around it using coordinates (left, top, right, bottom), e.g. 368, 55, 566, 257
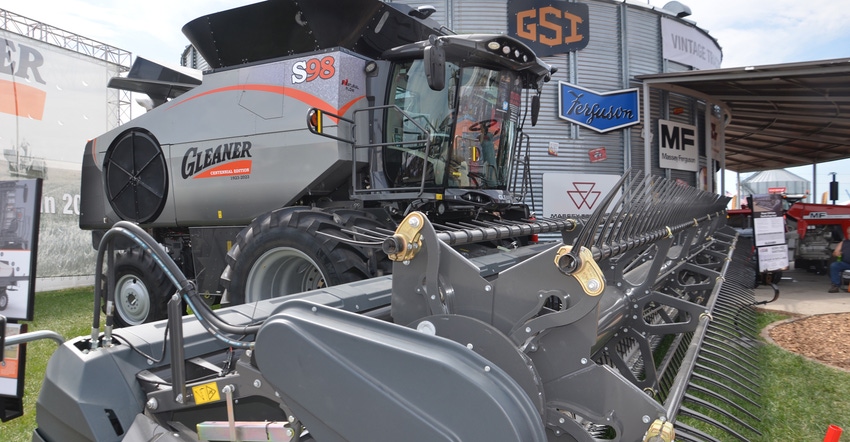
78, 0, 557, 327
4, 171, 767, 441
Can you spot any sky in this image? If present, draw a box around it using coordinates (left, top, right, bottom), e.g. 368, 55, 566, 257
3, 0, 849, 201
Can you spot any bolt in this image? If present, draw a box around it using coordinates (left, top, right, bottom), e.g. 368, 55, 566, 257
403, 260, 410, 266
559, 418, 565, 424
246, 349, 253, 358
485, 285, 492, 292
408, 217, 421, 228
484, 366, 491, 372
586, 279, 599, 291
525, 326, 532, 333
286, 429, 294, 437
289, 416, 296, 423
253, 379, 262, 388
580, 358, 588, 365
633, 315, 638, 320
312, 306, 317, 312
175, 394, 184, 404
146, 398, 158, 410
642, 415, 651, 424
467, 343, 474, 349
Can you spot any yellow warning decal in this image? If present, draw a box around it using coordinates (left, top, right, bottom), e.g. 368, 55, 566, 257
192, 382, 221, 405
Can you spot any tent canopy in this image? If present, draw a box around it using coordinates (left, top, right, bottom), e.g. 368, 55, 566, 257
638, 58, 850, 173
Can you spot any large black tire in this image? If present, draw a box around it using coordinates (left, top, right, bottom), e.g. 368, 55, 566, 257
0, 288, 7, 311
111, 247, 174, 327
222, 207, 387, 305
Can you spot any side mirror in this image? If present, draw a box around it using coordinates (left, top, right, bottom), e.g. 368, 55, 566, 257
531, 94, 541, 127
424, 39, 445, 91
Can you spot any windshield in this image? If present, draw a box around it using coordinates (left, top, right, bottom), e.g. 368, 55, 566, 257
384, 60, 522, 190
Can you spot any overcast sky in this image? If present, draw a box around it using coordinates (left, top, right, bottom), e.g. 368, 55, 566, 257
3, 0, 849, 198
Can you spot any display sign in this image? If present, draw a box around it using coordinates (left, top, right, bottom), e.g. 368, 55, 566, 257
750, 193, 789, 273
508, 0, 590, 57
558, 82, 639, 133
660, 17, 722, 70
1, 322, 26, 422
543, 173, 621, 217
0, 180, 41, 322
757, 244, 789, 272
658, 119, 698, 172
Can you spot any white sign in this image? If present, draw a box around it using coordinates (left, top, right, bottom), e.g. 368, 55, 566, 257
543, 173, 621, 217
658, 119, 698, 172
758, 244, 789, 272
661, 18, 722, 70
753, 216, 786, 247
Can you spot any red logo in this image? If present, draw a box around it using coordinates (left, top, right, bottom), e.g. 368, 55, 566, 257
567, 182, 601, 210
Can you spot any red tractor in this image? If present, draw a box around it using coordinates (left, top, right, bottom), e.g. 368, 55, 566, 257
785, 202, 850, 273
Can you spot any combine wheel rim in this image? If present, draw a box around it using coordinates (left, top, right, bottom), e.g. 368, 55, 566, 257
245, 247, 327, 302
114, 273, 152, 326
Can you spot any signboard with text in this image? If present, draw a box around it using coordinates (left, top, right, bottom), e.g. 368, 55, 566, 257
558, 82, 639, 133
660, 17, 722, 70
508, 0, 589, 57
658, 119, 698, 172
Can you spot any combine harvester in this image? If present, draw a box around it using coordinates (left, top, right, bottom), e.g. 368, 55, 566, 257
4, 171, 766, 441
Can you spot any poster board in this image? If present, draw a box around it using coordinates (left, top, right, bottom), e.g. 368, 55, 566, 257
750, 193, 789, 272
1, 321, 27, 422
0, 179, 42, 322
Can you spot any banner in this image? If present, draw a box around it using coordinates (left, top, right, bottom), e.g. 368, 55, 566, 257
661, 18, 722, 70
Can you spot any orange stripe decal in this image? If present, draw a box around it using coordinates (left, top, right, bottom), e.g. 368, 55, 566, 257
167, 84, 365, 123
0, 79, 46, 120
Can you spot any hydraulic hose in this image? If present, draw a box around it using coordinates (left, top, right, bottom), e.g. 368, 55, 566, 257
92, 221, 261, 350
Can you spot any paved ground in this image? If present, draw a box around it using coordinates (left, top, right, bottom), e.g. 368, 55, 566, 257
754, 267, 850, 315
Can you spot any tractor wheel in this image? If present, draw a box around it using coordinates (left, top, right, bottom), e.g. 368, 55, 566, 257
222, 207, 382, 305
112, 247, 174, 327
0, 288, 7, 311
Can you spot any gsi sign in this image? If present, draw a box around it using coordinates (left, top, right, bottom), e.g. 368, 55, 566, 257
508, 0, 589, 57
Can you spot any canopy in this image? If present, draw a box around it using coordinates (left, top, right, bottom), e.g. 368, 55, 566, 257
638, 58, 850, 173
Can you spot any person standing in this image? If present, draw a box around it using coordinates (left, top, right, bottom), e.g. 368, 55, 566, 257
828, 226, 850, 292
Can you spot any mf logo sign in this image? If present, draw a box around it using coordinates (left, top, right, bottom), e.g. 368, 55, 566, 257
508, 0, 589, 57
658, 119, 698, 172
543, 173, 621, 217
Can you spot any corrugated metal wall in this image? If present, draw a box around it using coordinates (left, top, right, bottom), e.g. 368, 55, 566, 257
389, 0, 721, 217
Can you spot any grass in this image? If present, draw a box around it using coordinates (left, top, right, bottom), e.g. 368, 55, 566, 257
2, 293, 850, 441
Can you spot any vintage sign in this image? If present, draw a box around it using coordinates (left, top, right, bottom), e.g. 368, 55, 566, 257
558, 82, 639, 133
508, 0, 589, 57
661, 17, 722, 70
658, 119, 698, 172
588, 147, 607, 163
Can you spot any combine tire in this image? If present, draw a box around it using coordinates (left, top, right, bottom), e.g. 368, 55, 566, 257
112, 247, 174, 327
222, 207, 385, 305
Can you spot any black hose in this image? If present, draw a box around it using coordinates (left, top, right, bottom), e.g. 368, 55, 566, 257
92, 221, 262, 349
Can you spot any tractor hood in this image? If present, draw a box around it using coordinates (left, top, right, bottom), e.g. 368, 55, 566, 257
182, 0, 448, 69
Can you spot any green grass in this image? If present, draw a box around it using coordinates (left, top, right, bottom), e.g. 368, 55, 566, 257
2, 287, 93, 442
2, 293, 850, 441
